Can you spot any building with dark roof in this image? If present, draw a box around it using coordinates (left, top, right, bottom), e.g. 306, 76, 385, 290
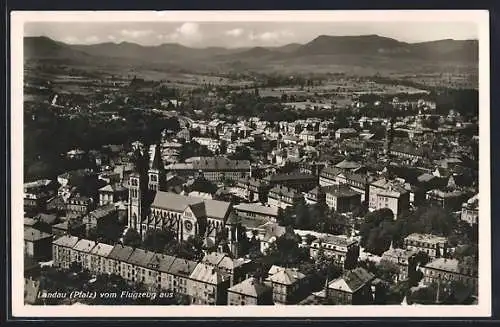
324, 267, 375, 304
263, 172, 317, 193
201, 252, 252, 286
426, 189, 468, 211
404, 233, 448, 259
323, 185, 362, 213
24, 227, 53, 261
234, 203, 279, 223
166, 257, 198, 295
234, 177, 271, 202
24, 179, 58, 214
52, 235, 79, 269
319, 167, 369, 202
89, 243, 114, 275
381, 247, 418, 282
124, 248, 157, 284
107, 244, 135, 277
166, 157, 251, 183
188, 262, 230, 305
72, 239, 97, 270
267, 266, 308, 305
310, 234, 359, 268
82, 204, 118, 232
390, 143, 426, 162
421, 258, 478, 295
267, 185, 302, 209
369, 178, 410, 216
98, 184, 127, 206
335, 128, 358, 140
66, 195, 95, 216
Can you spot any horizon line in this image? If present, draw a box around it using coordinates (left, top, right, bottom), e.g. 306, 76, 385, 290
24, 34, 479, 50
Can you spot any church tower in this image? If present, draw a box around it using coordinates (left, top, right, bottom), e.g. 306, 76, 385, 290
148, 144, 165, 192
128, 172, 142, 231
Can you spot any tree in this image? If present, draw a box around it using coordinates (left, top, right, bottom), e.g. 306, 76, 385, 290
264, 230, 309, 267
407, 284, 437, 305
376, 260, 400, 282
143, 228, 176, 253
292, 198, 310, 230
359, 208, 395, 255
123, 228, 142, 248
228, 146, 252, 161
175, 235, 204, 261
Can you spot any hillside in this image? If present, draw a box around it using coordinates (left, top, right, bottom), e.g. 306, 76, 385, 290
23, 35, 479, 73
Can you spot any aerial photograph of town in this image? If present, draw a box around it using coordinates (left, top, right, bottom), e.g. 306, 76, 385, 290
21, 15, 481, 308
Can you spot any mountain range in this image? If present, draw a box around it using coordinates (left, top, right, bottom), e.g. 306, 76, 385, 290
24, 35, 478, 71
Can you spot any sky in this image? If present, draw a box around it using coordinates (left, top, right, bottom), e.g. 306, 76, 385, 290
24, 21, 478, 48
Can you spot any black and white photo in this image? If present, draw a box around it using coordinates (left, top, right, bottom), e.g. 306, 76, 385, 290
10, 10, 491, 317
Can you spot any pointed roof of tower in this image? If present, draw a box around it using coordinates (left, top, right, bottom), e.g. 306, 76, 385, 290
150, 143, 163, 170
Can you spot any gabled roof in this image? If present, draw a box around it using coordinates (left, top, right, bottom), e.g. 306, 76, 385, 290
201, 252, 226, 267
268, 265, 284, 276
90, 243, 114, 257
24, 227, 52, 242
151, 192, 202, 212
153, 253, 177, 273
99, 184, 126, 193
228, 277, 271, 297
188, 202, 207, 218
320, 166, 343, 177
52, 235, 79, 248
328, 267, 374, 293
424, 258, 461, 274
151, 191, 231, 221
323, 185, 361, 198
73, 239, 97, 253
126, 248, 156, 268
190, 262, 226, 285
89, 204, 117, 219
234, 203, 279, 217
35, 213, 58, 225
107, 244, 135, 262
203, 199, 231, 221
335, 160, 362, 170
315, 234, 357, 248
168, 257, 198, 277
268, 268, 306, 285
214, 254, 249, 271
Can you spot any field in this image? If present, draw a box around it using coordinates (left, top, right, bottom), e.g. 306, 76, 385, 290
259, 78, 428, 99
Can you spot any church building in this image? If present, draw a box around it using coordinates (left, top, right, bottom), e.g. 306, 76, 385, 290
127, 143, 238, 247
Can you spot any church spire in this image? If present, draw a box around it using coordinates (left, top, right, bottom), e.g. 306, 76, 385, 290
150, 143, 162, 170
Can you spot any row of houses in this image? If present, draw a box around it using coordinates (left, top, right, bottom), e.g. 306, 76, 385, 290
52, 236, 251, 304
51, 235, 365, 305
